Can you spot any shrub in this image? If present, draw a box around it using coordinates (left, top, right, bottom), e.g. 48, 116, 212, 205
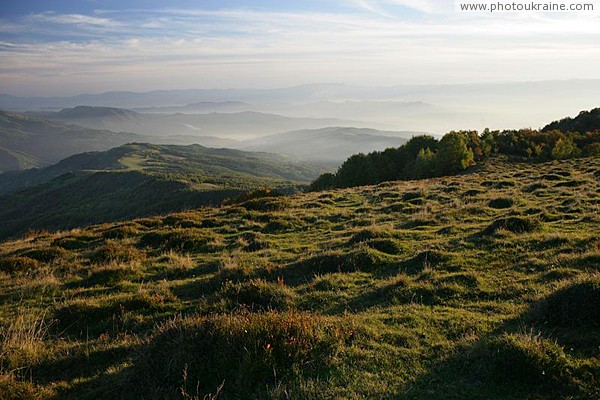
307, 173, 336, 191
584, 142, 600, 157
551, 138, 580, 160
436, 131, 475, 176
126, 312, 351, 398
413, 148, 437, 178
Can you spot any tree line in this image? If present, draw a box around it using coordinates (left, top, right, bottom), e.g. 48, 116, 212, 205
308, 108, 600, 191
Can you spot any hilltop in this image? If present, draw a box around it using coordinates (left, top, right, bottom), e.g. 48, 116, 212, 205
0, 110, 143, 171
543, 107, 600, 134
0, 143, 323, 238
0, 155, 598, 399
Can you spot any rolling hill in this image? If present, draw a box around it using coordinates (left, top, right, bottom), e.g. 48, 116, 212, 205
0, 156, 599, 399
33, 106, 365, 139
242, 127, 418, 162
0, 143, 323, 238
0, 110, 143, 171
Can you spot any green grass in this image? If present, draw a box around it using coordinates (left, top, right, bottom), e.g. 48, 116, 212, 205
0, 143, 325, 239
0, 156, 599, 399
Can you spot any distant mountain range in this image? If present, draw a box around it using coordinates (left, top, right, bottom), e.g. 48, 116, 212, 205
0, 110, 250, 172
31, 106, 363, 139
0, 142, 323, 238
0, 110, 143, 171
4, 80, 600, 134
4, 81, 600, 110
0, 109, 424, 171
132, 101, 253, 114
242, 127, 416, 162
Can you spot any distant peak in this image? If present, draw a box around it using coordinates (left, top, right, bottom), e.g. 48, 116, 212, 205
56, 106, 140, 119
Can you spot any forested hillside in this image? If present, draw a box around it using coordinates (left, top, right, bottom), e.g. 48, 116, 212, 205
311, 110, 600, 190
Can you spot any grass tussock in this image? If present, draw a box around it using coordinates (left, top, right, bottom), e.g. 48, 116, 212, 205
90, 240, 146, 264
0, 156, 599, 398
483, 216, 542, 235
488, 197, 514, 209
139, 228, 222, 252
126, 312, 351, 399
294, 247, 395, 276
0, 256, 39, 274
81, 260, 143, 287
533, 274, 600, 327
217, 279, 296, 311
0, 307, 49, 376
160, 250, 195, 270
100, 224, 141, 239
462, 332, 574, 393
0, 373, 46, 400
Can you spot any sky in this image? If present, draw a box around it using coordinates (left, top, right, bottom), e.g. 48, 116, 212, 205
1, 0, 600, 96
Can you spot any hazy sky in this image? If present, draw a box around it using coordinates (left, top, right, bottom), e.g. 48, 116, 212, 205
1, 0, 600, 96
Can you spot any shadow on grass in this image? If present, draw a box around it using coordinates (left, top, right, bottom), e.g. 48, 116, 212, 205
393, 280, 600, 400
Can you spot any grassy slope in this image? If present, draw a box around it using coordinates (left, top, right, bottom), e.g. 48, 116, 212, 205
0, 156, 599, 399
0, 110, 143, 171
0, 143, 323, 239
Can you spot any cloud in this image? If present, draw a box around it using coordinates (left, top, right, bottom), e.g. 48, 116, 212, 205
28, 11, 121, 28
385, 0, 439, 13
1, 7, 600, 95
352, 0, 395, 17
350, 0, 449, 14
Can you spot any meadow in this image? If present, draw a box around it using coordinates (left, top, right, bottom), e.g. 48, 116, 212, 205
0, 155, 599, 399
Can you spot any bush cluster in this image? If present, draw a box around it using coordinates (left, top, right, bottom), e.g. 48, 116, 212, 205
310, 111, 600, 190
